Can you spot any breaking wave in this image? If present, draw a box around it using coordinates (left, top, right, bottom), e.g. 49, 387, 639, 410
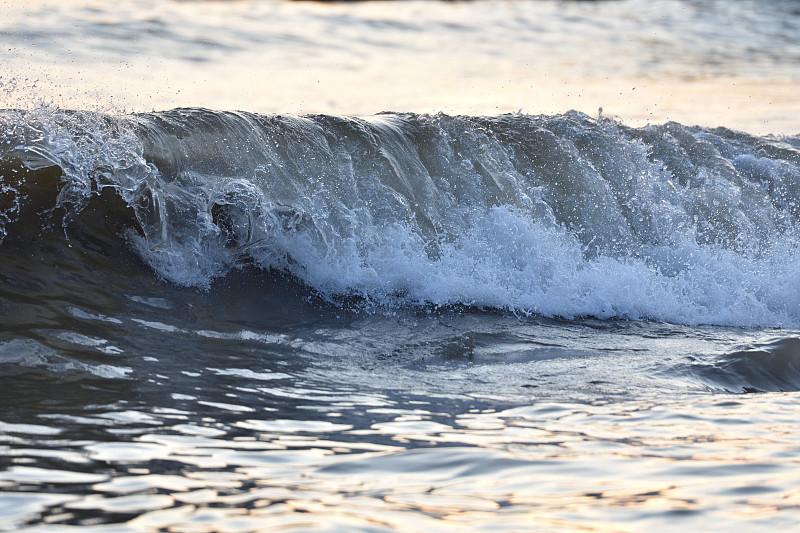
2, 106, 800, 326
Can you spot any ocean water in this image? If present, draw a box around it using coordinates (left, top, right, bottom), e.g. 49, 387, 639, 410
1, 1, 800, 532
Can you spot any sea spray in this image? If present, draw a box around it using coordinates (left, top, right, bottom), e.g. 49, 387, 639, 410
2, 107, 799, 326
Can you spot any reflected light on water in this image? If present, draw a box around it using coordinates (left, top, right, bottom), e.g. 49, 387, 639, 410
2, 1, 800, 531
1, 0, 799, 135
2, 395, 798, 532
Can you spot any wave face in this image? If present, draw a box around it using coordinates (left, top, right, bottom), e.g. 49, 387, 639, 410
2, 107, 800, 326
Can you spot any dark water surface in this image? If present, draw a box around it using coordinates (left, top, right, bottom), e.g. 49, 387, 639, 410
1, 105, 800, 531
2, 0, 800, 531
2, 246, 800, 532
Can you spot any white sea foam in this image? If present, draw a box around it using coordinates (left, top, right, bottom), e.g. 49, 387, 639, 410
2, 107, 799, 328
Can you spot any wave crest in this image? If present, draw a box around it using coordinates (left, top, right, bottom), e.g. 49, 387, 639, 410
2, 106, 800, 326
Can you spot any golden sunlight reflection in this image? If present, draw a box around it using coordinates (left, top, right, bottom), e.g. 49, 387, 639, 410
32, 396, 788, 531
3, 1, 800, 531
2, 0, 798, 135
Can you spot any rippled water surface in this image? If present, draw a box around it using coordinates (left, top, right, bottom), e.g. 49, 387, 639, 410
2, 0, 800, 531
2, 255, 800, 531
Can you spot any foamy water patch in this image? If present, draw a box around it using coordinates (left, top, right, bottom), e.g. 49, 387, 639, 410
268, 204, 800, 328
3, 107, 799, 327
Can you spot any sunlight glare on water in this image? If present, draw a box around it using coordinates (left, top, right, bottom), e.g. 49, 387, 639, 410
2, 0, 800, 532
1, 0, 799, 134
2, 383, 800, 532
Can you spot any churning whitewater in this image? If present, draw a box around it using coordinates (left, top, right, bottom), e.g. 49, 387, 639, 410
2, 107, 799, 327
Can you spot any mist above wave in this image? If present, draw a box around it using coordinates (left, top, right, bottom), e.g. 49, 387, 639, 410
1, 106, 799, 327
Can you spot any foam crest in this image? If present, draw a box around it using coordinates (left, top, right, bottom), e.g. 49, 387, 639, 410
2, 107, 799, 326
